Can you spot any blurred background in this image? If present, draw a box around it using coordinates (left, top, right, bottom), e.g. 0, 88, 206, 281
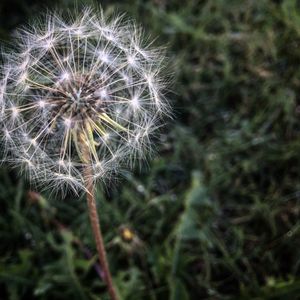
1, 0, 300, 299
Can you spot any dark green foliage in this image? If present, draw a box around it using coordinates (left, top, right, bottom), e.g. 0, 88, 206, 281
1, 0, 300, 299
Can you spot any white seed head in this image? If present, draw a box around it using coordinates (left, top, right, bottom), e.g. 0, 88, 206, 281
0, 7, 170, 193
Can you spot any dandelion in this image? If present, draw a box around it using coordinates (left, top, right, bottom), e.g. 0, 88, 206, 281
0, 7, 169, 300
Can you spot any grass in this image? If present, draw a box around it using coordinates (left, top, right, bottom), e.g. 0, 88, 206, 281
0, 0, 300, 299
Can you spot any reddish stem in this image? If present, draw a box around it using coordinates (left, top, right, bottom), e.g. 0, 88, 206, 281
84, 165, 119, 300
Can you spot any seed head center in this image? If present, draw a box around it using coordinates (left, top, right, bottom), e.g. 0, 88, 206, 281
53, 76, 105, 123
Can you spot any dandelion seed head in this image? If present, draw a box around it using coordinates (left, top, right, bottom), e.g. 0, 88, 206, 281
0, 7, 170, 193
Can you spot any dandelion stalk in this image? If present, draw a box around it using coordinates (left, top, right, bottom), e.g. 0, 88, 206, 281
82, 137, 118, 300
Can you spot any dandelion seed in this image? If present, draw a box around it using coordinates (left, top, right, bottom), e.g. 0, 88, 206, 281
38, 100, 46, 108
64, 118, 72, 128
95, 88, 108, 99
60, 71, 70, 81
42, 37, 54, 50
131, 95, 140, 109
127, 54, 136, 66
58, 159, 65, 166
11, 106, 19, 119
18, 72, 28, 84
4, 129, 10, 139
98, 50, 110, 63
30, 138, 37, 147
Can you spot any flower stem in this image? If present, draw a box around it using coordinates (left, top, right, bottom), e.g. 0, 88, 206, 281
83, 165, 118, 300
